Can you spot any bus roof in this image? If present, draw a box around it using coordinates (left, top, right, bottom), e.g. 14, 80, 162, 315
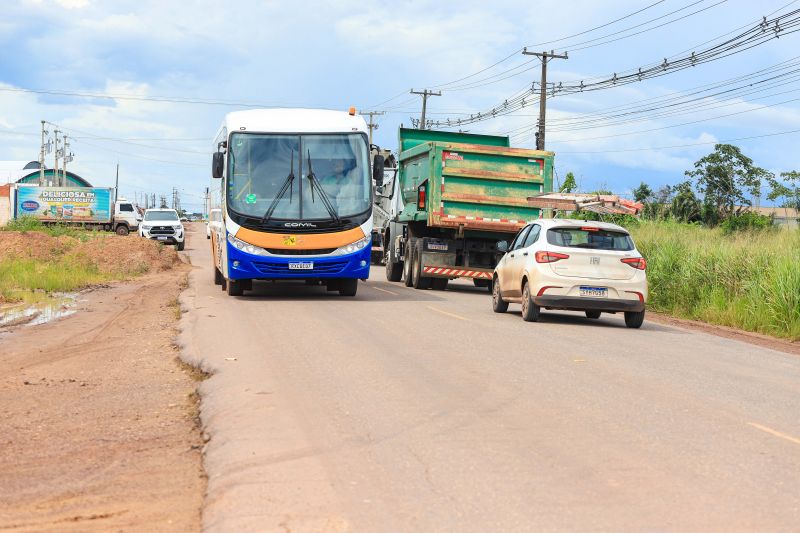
219, 108, 369, 137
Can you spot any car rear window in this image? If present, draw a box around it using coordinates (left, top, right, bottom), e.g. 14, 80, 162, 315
547, 227, 634, 251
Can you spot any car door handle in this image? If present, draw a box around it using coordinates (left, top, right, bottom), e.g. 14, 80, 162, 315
523, 252, 528, 256
510, 253, 515, 258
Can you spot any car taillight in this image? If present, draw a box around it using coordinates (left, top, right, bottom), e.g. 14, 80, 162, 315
535, 251, 569, 263
417, 184, 426, 210
621, 257, 646, 270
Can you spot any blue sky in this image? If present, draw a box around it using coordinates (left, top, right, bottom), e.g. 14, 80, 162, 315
1, 0, 799, 210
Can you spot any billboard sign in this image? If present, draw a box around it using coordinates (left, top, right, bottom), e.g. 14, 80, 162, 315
14, 187, 113, 223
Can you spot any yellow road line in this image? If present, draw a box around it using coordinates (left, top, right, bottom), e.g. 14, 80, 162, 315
426, 306, 468, 321
371, 286, 398, 296
748, 422, 800, 445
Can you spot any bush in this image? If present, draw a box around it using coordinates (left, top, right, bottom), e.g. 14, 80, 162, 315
3, 216, 95, 239
720, 211, 774, 233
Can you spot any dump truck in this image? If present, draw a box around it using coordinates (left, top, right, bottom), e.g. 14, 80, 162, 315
12, 185, 140, 234
382, 128, 554, 290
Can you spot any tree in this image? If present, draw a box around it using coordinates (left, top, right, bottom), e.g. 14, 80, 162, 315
669, 181, 702, 223
559, 172, 577, 193
685, 144, 773, 219
767, 170, 800, 211
632, 182, 653, 203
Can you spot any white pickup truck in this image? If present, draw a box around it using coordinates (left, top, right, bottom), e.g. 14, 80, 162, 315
139, 208, 186, 250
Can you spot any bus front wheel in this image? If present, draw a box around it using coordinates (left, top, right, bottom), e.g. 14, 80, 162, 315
339, 279, 358, 297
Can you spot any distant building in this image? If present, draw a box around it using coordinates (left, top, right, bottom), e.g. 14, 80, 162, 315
0, 161, 94, 226
0, 160, 93, 187
751, 206, 800, 229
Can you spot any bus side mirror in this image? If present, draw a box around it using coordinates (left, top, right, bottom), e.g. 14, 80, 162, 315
212, 152, 224, 179
372, 155, 385, 186
496, 241, 509, 253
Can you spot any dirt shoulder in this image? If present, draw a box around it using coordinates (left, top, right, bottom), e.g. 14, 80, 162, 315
649, 312, 800, 357
0, 263, 205, 531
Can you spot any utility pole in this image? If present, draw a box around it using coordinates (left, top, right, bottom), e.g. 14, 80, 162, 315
410, 89, 441, 130
114, 162, 119, 204
62, 135, 72, 185
363, 111, 385, 145
39, 121, 49, 186
53, 130, 61, 187
522, 48, 568, 150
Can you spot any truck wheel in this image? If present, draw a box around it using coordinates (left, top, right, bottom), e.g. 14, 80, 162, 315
176, 241, 185, 251
115, 225, 129, 236
385, 244, 403, 282
624, 310, 645, 329
339, 279, 358, 296
431, 278, 448, 291
227, 279, 243, 296
520, 282, 541, 322
214, 266, 223, 285
473, 278, 492, 293
492, 276, 508, 313
402, 240, 413, 287
411, 241, 431, 290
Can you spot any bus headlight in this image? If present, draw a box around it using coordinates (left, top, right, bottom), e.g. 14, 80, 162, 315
226, 234, 269, 256
332, 235, 371, 256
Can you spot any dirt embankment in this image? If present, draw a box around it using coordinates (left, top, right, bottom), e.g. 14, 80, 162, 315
0, 231, 178, 274
0, 234, 205, 531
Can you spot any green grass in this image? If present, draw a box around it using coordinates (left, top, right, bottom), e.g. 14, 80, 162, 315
631, 221, 800, 340
2, 216, 98, 240
0, 257, 119, 302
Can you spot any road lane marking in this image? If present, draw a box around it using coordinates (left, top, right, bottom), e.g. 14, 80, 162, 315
748, 422, 800, 445
426, 306, 468, 321
371, 286, 398, 296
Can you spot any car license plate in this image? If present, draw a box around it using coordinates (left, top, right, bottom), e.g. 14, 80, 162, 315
579, 286, 607, 298
157, 236, 168, 241
288, 262, 313, 270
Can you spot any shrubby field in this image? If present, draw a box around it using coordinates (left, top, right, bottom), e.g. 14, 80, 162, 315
631, 221, 800, 340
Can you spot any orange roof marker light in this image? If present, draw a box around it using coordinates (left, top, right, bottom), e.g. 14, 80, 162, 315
348, 106, 357, 116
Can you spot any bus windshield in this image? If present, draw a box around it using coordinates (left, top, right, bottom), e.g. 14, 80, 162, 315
227, 133, 370, 221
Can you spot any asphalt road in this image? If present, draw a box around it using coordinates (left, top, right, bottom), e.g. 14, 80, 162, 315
179, 226, 800, 532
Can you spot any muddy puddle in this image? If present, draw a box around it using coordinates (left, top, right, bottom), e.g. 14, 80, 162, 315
0, 293, 79, 329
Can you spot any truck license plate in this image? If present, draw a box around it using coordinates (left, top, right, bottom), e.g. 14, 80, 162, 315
579, 286, 607, 298
288, 262, 313, 270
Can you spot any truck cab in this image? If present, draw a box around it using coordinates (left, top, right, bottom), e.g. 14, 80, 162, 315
113, 198, 141, 235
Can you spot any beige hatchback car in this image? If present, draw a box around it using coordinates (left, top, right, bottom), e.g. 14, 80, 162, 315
492, 219, 648, 328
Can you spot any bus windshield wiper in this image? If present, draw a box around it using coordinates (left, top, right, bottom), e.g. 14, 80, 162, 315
261, 149, 295, 224
305, 149, 340, 223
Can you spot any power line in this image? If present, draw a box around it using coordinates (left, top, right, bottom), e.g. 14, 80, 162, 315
556, 126, 800, 154
432, 8, 800, 128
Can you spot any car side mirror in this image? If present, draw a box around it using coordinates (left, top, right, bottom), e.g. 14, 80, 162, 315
212, 152, 224, 179
372, 155, 385, 186
496, 240, 509, 253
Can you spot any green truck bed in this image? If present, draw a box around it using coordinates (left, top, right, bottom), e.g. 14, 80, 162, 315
397, 128, 553, 234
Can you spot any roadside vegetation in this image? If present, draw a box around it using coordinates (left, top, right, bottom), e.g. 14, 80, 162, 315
564, 144, 800, 340
0, 217, 178, 304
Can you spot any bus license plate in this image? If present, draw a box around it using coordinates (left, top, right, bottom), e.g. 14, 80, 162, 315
579, 286, 607, 298
288, 262, 313, 270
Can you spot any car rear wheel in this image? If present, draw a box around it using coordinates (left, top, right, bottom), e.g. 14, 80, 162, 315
520, 282, 540, 322
585, 310, 601, 319
492, 276, 508, 313
214, 266, 223, 285
624, 310, 645, 329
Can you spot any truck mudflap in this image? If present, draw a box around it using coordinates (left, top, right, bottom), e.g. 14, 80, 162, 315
422, 266, 493, 280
